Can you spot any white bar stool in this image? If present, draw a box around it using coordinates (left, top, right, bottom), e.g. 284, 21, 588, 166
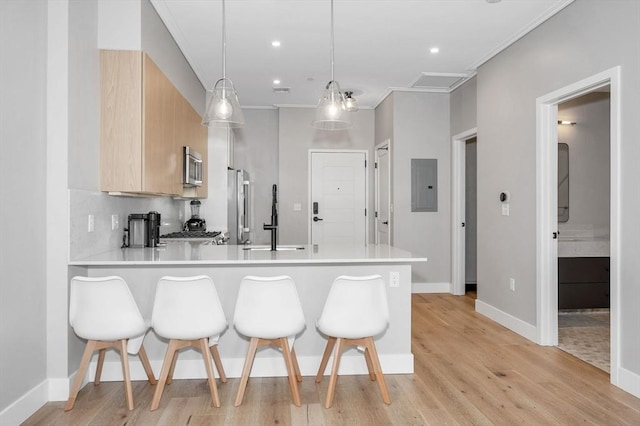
150, 275, 228, 410
315, 274, 391, 408
66, 276, 156, 411
233, 275, 306, 407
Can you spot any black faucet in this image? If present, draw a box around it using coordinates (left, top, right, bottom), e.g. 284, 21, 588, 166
263, 184, 278, 251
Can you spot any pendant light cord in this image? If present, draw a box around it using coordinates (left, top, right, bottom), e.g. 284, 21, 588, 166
222, 0, 226, 79
330, 0, 334, 81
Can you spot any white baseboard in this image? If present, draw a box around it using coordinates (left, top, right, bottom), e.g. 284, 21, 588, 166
48, 377, 73, 402
0, 379, 48, 426
475, 299, 538, 343
88, 352, 414, 382
412, 282, 451, 293
617, 366, 640, 398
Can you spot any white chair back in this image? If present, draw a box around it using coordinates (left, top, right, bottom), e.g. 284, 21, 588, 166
70, 276, 147, 353
317, 274, 389, 339
151, 275, 227, 341
233, 275, 305, 339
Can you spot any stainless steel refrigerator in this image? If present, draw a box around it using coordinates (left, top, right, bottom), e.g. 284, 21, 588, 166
228, 169, 251, 244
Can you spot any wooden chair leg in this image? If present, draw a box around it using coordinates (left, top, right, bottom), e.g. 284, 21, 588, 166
315, 336, 337, 383
234, 337, 259, 407
151, 339, 180, 411
363, 346, 376, 381
199, 338, 221, 408
280, 338, 302, 407
94, 348, 106, 385
138, 346, 156, 385
166, 350, 179, 385
117, 339, 135, 411
291, 347, 302, 382
65, 340, 98, 411
325, 337, 345, 409
210, 345, 227, 383
365, 337, 391, 404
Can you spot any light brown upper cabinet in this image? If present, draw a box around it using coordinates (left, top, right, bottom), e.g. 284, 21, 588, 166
100, 50, 207, 198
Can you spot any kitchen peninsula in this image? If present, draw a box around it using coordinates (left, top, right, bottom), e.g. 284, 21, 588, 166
69, 243, 426, 382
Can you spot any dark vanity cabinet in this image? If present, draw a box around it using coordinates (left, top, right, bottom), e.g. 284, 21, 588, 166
558, 257, 610, 309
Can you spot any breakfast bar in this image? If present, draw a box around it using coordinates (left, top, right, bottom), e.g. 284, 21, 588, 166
69, 243, 426, 382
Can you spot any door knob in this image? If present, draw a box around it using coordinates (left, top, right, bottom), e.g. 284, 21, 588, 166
383, 221, 389, 225
313, 216, 323, 222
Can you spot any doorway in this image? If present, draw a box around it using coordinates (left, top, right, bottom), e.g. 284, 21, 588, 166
309, 150, 368, 245
451, 128, 477, 296
536, 67, 621, 385
374, 140, 391, 245
556, 89, 611, 372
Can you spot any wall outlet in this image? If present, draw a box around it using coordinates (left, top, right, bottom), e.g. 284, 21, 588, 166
390, 272, 400, 288
293, 203, 302, 211
502, 204, 510, 216
509, 277, 516, 291
88, 214, 95, 233
111, 214, 119, 230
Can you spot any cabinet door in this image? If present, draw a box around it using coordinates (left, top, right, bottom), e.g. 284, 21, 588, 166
100, 50, 143, 192
142, 54, 181, 196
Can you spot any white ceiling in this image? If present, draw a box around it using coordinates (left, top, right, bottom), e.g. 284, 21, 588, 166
151, 0, 574, 109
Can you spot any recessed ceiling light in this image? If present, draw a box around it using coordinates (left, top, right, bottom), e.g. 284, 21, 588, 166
430, 47, 440, 54
271, 40, 281, 47
486, 0, 502, 3
273, 79, 281, 85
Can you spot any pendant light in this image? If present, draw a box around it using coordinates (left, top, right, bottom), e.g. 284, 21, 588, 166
312, 0, 351, 130
202, 0, 244, 128
343, 91, 358, 112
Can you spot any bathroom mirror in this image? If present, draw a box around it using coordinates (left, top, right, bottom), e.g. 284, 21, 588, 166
558, 143, 569, 222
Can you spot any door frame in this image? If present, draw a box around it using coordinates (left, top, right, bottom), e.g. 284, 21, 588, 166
307, 149, 369, 245
374, 140, 391, 245
451, 128, 477, 296
536, 67, 621, 384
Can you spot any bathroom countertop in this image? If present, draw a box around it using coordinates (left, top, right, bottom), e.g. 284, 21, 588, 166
558, 237, 610, 258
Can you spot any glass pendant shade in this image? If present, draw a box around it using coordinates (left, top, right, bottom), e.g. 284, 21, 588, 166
313, 82, 351, 130
202, 78, 244, 128
343, 91, 358, 112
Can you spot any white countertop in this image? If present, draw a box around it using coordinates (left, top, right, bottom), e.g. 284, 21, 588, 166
558, 237, 610, 258
69, 243, 427, 266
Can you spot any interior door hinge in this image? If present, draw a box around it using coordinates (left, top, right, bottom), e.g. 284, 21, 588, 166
364, 160, 367, 168
375, 211, 378, 218
365, 209, 367, 216
375, 162, 378, 169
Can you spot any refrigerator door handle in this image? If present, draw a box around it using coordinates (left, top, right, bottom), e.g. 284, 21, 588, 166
242, 180, 250, 232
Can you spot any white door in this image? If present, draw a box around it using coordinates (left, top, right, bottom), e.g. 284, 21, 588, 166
310, 151, 367, 245
375, 143, 391, 244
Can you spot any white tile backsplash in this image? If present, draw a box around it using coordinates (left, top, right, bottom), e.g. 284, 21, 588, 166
69, 189, 184, 259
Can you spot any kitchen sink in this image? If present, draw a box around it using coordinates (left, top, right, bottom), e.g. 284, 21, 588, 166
242, 245, 305, 251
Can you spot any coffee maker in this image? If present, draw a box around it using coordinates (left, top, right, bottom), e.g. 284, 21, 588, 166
124, 211, 161, 247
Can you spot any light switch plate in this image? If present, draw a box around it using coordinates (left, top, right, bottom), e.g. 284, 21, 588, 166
293, 203, 302, 211
502, 204, 510, 216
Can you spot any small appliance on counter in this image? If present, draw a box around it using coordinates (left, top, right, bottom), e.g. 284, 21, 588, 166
184, 200, 206, 231
123, 211, 162, 248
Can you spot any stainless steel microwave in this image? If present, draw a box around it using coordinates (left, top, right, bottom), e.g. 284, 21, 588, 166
183, 146, 203, 187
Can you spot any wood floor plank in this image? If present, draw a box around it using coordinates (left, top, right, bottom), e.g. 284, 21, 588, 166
23, 294, 640, 425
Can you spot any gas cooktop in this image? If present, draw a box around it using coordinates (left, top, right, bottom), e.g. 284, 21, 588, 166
160, 231, 221, 239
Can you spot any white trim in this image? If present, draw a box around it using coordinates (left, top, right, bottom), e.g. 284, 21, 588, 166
451, 128, 477, 296
617, 367, 640, 399
0, 380, 48, 426
48, 377, 73, 402
535, 67, 622, 387
307, 149, 369, 246
411, 282, 451, 294
475, 300, 538, 343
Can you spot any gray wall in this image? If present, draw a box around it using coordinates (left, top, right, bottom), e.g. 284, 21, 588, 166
278, 108, 376, 245
450, 76, 477, 137
558, 92, 610, 238
392, 92, 451, 285
476, 0, 639, 375
0, 0, 48, 411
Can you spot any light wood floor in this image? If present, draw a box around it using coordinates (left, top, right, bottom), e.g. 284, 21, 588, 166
24, 293, 640, 425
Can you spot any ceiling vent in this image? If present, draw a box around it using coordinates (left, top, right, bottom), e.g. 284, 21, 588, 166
273, 87, 291, 94
410, 72, 470, 92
